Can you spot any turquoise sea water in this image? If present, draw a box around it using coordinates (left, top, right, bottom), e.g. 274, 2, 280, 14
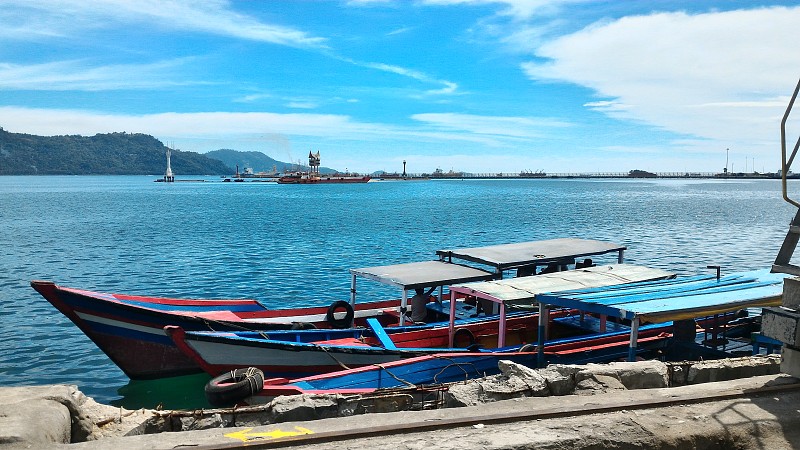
0, 176, 796, 409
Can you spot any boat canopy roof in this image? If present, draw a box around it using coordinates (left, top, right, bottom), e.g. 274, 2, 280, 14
451, 264, 674, 307
533, 269, 786, 323
436, 238, 626, 272
350, 260, 495, 290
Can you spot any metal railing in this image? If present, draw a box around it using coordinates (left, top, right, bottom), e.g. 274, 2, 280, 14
781, 78, 800, 207
772, 77, 800, 275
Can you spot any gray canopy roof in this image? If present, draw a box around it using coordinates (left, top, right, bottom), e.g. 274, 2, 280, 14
436, 238, 626, 271
350, 260, 495, 290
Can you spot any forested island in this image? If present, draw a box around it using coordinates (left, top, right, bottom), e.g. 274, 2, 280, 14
0, 128, 232, 175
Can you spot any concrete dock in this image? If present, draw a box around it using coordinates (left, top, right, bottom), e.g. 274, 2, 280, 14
3, 371, 800, 449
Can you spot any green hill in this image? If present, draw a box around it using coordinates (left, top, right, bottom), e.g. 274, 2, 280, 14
0, 128, 232, 175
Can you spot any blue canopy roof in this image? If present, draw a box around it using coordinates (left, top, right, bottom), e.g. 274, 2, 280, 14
535, 269, 787, 323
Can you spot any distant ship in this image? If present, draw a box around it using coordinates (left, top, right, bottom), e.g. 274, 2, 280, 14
277, 151, 371, 184
277, 173, 371, 184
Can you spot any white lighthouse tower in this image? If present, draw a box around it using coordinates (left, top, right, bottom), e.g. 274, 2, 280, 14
164, 148, 174, 182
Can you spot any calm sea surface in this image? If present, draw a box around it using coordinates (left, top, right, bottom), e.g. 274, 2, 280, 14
0, 175, 797, 409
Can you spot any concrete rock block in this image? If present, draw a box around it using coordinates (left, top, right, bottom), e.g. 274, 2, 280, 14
783, 277, 800, 310
0, 384, 89, 446
0, 399, 71, 446
268, 394, 339, 422
576, 361, 668, 390
762, 307, 800, 345
593, 374, 627, 390
177, 413, 224, 431
574, 377, 606, 394
539, 367, 576, 396
688, 355, 781, 384
498, 361, 549, 396
782, 345, 800, 378
444, 382, 482, 407
479, 375, 532, 398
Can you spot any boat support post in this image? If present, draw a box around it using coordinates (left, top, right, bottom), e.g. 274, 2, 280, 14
448, 290, 457, 348
350, 274, 357, 306
400, 289, 408, 326
628, 316, 640, 362
498, 301, 507, 348
618, 249, 625, 264
537, 302, 548, 367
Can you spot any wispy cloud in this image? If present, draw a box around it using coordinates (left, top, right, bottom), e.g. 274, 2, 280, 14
420, 0, 591, 20
0, 59, 201, 91
342, 59, 460, 96
285, 101, 320, 110
0, 107, 563, 149
387, 27, 413, 36
412, 112, 571, 140
0, 0, 327, 48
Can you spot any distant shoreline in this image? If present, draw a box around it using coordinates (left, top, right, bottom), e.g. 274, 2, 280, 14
0, 172, 790, 180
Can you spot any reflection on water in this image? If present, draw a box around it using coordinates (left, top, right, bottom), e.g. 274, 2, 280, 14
114, 373, 213, 410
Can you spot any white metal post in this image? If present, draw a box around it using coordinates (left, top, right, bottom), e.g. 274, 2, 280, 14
448, 290, 457, 348
399, 289, 408, 326
537, 302, 547, 367
628, 316, 640, 361
350, 274, 357, 306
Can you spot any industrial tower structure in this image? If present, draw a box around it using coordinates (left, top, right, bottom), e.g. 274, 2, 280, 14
163, 149, 174, 182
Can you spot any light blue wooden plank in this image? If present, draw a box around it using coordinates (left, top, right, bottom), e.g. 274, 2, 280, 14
366, 317, 397, 350
578, 279, 780, 308
537, 270, 785, 321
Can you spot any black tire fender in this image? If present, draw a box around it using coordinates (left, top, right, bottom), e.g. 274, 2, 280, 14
453, 327, 476, 348
204, 367, 265, 407
326, 300, 354, 329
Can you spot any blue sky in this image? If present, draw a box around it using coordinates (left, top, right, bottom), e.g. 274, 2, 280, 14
2, 0, 800, 174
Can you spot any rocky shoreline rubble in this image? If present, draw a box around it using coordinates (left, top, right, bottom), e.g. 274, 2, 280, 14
0, 354, 784, 448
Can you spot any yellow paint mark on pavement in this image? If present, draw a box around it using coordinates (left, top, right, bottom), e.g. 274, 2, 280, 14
225, 426, 314, 442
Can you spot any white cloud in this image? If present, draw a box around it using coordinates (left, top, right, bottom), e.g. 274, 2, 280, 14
338, 57, 460, 96
285, 101, 320, 110
0, 107, 553, 147
412, 112, 571, 139
0, 0, 326, 48
0, 59, 199, 91
420, 0, 591, 20
522, 7, 800, 154
387, 27, 413, 36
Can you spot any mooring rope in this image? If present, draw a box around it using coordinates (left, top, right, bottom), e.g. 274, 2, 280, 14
372, 363, 417, 388
430, 355, 483, 384
315, 344, 352, 371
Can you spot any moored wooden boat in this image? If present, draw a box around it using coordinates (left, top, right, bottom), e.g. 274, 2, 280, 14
202, 324, 677, 407
30, 280, 405, 379
211, 352, 539, 406
30, 238, 645, 379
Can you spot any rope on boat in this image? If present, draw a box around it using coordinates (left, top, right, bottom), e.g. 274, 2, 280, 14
372, 363, 417, 388
430, 355, 484, 384
201, 318, 262, 332
315, 344, 352, 371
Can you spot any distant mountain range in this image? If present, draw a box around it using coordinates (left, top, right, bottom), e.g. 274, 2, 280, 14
0, 128, 231, 175
0, 127, 340, 176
